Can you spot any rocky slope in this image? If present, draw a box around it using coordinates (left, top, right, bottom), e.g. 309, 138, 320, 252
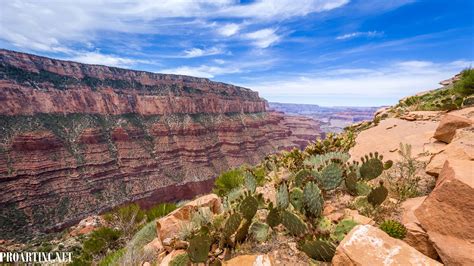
0, 49, 319, 240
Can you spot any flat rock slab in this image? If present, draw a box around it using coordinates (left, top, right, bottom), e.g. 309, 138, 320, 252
350, 117, 438, 162
332, 225, 442, 266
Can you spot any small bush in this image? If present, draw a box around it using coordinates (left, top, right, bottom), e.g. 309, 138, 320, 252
385, 143, 423, 201
453, 68, 474, 96
99, 248, 125, 266
146, 203, 177, 222
379, 220, 407, 239
213, 168, 245, 196
118, 221, 157, 265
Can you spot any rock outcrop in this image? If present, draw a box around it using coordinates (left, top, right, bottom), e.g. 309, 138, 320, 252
433, 114, 473, 143
415, 159, 474, 265
401, 197, 438, 259
332, 225, 442, 266
156, 194, 221, 242
0, 49, 311, 240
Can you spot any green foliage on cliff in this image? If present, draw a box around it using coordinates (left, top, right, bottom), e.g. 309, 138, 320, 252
213, 168, 246, 196
453, 68, 474, 96
397, 68, 473, 111
146, 202, 178, 222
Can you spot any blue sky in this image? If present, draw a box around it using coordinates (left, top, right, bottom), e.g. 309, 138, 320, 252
1, 0, 473, 106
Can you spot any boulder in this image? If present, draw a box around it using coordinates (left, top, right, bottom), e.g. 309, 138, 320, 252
433, 114, 472, 143
415, 159, 474, 265
332, 225, 442, 266
143, 237, 164, 256
159, 249, 186, 266
223, 254, 274, 266
156, 194, 221, 241
69, 215, 105, 236
401, 197, 438, 259
343, 209, 375, 225
425, 128, 474, 176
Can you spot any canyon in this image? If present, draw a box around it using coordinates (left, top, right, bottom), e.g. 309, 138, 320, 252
0, 49, 321, 240
269, 102, 379, 133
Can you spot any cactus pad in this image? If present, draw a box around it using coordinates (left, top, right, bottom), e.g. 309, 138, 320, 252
266, 205, 281, 228
359, 152, 384, 180
290, 187, 304, 213
244, 172, 257, 194
294, 169, 312, 187
250, 221, 270, 242
367, 182, 388, 206
223, 212, 242, 238
316, 162, 344, 191
303, 182, 323, 218
239, 194, 258, 220
187, 231, 212, 263
281, 210, 307, 236
276, 183, 289, 209
234, 219, 251, 244
300, 239, 336, 262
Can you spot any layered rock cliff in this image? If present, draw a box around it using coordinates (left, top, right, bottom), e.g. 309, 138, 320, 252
0, 49, 317, 240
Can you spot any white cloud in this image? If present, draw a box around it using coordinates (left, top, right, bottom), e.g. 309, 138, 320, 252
0, 0, 348, 53
243, 60, 472, 106
217, 23, 241, 36
68, 52, 145, 68
336, 31, 383, 40
183, 47, 223, 58
244, 28, 281, 48
159, 65, 241, 78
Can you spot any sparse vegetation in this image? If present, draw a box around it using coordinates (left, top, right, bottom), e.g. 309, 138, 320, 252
385, 143, 424, 201
396, 68, 473, 111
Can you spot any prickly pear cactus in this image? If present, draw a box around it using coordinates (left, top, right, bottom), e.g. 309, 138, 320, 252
239, 193, 258, 220
304, 152, 350, 169
187, 229, 212, 263
290, 187, 304, 213
294, 169, 312, 187
234, 219, 251, 244
281, 210, 307, 236
266, 203, 281, 228
384, 160, 393, 170
303, 182, 323, 218
276, 183, 289, 209
333, 219, 358, 241
250, 221, 270, 242
344, 171, 358, 195
244, 172, 257, 194
315, 162, 344, 191
367, 182, 388, 206
300, 239, 336, 262
359, 152, 385, 180
223, 212, 242, 238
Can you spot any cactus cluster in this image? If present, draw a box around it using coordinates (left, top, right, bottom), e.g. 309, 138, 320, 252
179, 147, 394, 264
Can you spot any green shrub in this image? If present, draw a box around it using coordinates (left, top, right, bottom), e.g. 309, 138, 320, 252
83, 227, 122, 255
379, 220, 407, 239
118, 221, 157, 265
98, 248, 125, 266
453, 68, 474, 96
213, 168, 245, 196
103, 203, 146, 239
146, 203, 177, 222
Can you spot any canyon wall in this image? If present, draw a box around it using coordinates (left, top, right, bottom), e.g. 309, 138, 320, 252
0, 49, 319, 240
